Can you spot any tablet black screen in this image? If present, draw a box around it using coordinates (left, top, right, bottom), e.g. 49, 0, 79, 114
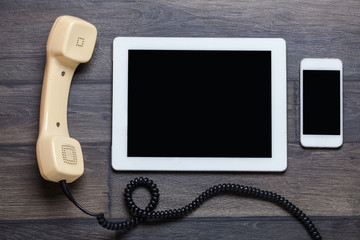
127, 50, 271, 158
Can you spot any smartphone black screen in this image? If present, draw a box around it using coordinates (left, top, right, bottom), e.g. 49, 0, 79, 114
303, 70, 341, 135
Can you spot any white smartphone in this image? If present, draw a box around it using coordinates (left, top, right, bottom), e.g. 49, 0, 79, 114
300, 58, 343, 148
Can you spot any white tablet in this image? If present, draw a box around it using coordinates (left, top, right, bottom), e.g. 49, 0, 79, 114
112, 37, 287, 171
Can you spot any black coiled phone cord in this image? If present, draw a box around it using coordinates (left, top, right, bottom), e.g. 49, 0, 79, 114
60, 177, 322, 240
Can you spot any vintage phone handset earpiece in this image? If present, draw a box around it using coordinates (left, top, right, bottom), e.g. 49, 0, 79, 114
36, 16, 322, 240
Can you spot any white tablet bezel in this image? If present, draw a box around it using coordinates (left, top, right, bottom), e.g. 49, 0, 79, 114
112, 37, 287, 171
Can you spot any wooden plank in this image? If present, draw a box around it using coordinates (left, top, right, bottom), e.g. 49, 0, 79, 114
288, 81, 297, 143
109, 143, 360, 218
0, 219, 115, 239
0, 216, 359, 240
0, 84, 111, 144
0, 144, 109, 220
0, 81, 359, 145
0, 0, 359, 239
114, 216, 360, 240
0, 1, 359, 84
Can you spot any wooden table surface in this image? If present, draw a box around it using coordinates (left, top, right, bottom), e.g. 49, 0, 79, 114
1, 0, 359, 239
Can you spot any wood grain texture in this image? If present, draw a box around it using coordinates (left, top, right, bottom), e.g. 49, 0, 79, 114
0, 84, 112, 144
0, 0, 359, 84
0, 82, 359, 144
109, 143, 360, 218
0, 145, 110, 220
0, 219, 115, 239
0, 0, 359, 239
0, 217, 359, 240
113, 216, 360, 240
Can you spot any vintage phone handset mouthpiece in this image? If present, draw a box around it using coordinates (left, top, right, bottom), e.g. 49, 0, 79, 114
37, 16, 322, 240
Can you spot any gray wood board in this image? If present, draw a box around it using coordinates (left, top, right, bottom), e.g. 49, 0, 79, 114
0, 1, 359, 84
0, 0, 359, 239
0, 82, 359, 144
0, 217, 359, 240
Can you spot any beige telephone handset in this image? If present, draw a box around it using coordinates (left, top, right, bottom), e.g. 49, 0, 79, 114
36, 16, 97, 183
35, 17, 321, 238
